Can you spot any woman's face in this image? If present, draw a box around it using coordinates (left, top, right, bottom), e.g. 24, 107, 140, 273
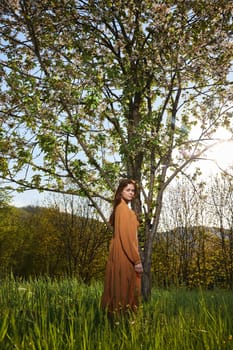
121, 183, 135, 202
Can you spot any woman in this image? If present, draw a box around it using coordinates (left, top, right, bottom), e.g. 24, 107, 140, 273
101, 179, 143, 313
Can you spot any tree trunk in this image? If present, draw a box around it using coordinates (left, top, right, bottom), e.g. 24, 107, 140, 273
141, 180, 166, 299
141, 233, 153, 300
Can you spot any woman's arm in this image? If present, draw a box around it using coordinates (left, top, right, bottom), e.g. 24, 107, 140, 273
115, 202, 141, 265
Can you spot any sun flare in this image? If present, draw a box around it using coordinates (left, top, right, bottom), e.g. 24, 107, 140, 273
207, 128, 233, 170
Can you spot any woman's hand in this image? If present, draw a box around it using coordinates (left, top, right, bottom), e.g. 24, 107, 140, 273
134, 262, 143, 274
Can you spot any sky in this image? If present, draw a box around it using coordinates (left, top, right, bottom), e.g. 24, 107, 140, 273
11, 128, 233, 207
12, 189, 46, 207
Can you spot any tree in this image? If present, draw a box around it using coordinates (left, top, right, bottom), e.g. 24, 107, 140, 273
154, 175, 233, 288
0, 182, 12, 208
209, 173, 233, 288
45, 195, 109, 282
0, 201, 109, 279
157, 177, 207, 287
0, 0, 232, 298
0, 206, 32, 277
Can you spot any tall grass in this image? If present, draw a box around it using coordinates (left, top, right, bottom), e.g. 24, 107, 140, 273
0, 277, 232, 349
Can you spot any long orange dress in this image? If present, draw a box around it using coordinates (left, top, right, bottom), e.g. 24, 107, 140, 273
101, 199, 142, 312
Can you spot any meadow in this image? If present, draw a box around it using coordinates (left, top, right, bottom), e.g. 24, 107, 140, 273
0, 278, 232, 350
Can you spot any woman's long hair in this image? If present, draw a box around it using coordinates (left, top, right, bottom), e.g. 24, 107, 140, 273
109, 179, 137, 227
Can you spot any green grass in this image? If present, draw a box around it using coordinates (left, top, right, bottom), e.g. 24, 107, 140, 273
0, 278, 232, 349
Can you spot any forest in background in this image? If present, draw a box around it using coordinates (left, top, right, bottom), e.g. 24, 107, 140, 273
1, 172, 232, 289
